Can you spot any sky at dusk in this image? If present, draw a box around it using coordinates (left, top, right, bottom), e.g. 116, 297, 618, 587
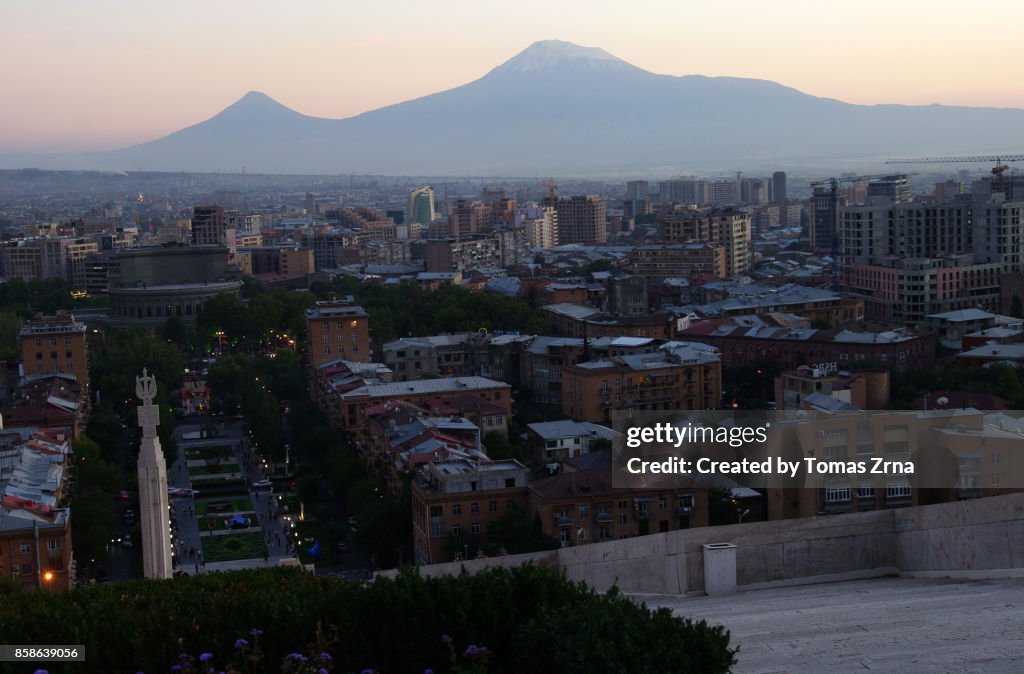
2, 0, 1022, 153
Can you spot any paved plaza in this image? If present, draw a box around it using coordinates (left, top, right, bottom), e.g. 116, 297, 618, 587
169, 421, 295, 574
638, 577, 1024, 672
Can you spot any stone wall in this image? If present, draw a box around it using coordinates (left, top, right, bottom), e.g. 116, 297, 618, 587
384, 493, 1024, 595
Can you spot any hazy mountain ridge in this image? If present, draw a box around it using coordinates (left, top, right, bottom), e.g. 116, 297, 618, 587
3, 40, 1022, 175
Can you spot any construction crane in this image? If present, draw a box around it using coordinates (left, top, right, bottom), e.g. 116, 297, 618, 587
886, 155, 1024, 194
539, 179, 558, 207
809, 173, 911, 291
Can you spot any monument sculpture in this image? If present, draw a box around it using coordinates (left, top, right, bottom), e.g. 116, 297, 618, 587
136, 368, 172, 579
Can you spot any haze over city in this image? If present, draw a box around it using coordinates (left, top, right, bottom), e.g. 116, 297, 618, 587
3, 0, 1024, 153
5, 2, 1024, 672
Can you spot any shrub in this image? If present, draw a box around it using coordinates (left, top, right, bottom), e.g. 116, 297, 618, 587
0, 565, 736, 674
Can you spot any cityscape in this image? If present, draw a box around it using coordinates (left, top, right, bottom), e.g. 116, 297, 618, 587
2, 1, 1024, 672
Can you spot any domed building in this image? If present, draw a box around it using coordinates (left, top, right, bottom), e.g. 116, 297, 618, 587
106, 245, 242, 328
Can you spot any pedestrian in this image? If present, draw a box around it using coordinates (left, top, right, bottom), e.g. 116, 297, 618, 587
194, 562, 199, 574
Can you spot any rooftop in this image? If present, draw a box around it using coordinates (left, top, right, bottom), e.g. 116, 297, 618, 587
926, 308, 995, 322
340, 376, 509, 400
642, 577, 1024, 673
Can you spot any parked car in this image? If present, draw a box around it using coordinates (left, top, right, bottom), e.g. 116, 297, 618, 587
252, 479, 272, 489
122, 534, 133, 548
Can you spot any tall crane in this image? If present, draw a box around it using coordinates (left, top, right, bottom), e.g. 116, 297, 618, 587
539, 179, 558, 207
886, 155, 1024, 194
809, 173, 911, 291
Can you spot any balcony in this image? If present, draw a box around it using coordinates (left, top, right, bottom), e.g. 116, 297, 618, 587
555, 515, 575, 527
594, 512, 613, 525
635, 509, 652, 521
676, 505, 693, 517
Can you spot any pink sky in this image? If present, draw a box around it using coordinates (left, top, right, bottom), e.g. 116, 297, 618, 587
2, 0, 1022, 152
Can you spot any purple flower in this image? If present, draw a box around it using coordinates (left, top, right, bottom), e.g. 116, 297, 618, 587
234, 639, 249, 649
317, 652, 332, 662
424, 669, 435, 674
199, 653, 213, 662
464, 645, 478, 656
361, 670, 375, 674
318, 670, 328, 674
33, 670, 47, 674
249, 628, 264, 637
170, 667, 182, 673
285, 653, 307, 662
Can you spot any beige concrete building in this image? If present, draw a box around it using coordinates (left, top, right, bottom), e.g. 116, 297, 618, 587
20, 312, 89, 390
305, 299, 371, 367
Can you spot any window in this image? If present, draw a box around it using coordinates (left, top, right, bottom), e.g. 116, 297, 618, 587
452, 525, 462, 536
857, 484, 875, 498
34, 339, 41, 347
618, 514, 628, 525
470, 502, 479, 514
559, 529, 570, 544
488, 500, 497, 512
429, 506, 442, 518
992, 473, 1003, 487
504, 478, 515, 488
599, 526, 610, 539
431, 523, 443, 536
20, 543, 30, 554
886, 484, 911, 498
825, 488, 850, 502
46, 539, 61, 551
64, 338, 71, 345
471, 523, 481, 535
658, 496, 668, 510
451, 504, 461, 516
618, 500, 628, 509
506, 500, 515, 510
579, 505, 589, 516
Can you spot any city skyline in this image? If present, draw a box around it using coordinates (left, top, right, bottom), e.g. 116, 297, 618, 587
3, 0, 1024, 153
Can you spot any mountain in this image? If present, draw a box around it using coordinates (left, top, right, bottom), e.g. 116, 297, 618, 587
5, 40, 1024, 175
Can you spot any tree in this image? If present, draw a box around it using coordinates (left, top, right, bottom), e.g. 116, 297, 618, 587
484, 430, 522, 461
487, 504, 558, 555
160, 315, 188, 347
0, 312, 22, 360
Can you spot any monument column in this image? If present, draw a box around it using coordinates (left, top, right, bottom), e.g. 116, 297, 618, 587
136, 368, 173, 579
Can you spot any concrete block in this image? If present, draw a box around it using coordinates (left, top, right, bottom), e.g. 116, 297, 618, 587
703, 543, 737, 596
1008, 521, 1024, 568
736, 543, 784, 585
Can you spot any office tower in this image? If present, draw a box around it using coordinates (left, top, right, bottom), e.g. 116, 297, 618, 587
449, 199, 486, 238
191, 205, 227, 246
626, 180, 649, 201
772, 171, 787, 203
866, 175, 912, 204
555, 195, 606, 244
407, 186, 436, 225
525, 208, 559, 249
809, 185, 842, 251
839, 197, 1024, 321
658, 208, 751, 276
740, 177, 769, 204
